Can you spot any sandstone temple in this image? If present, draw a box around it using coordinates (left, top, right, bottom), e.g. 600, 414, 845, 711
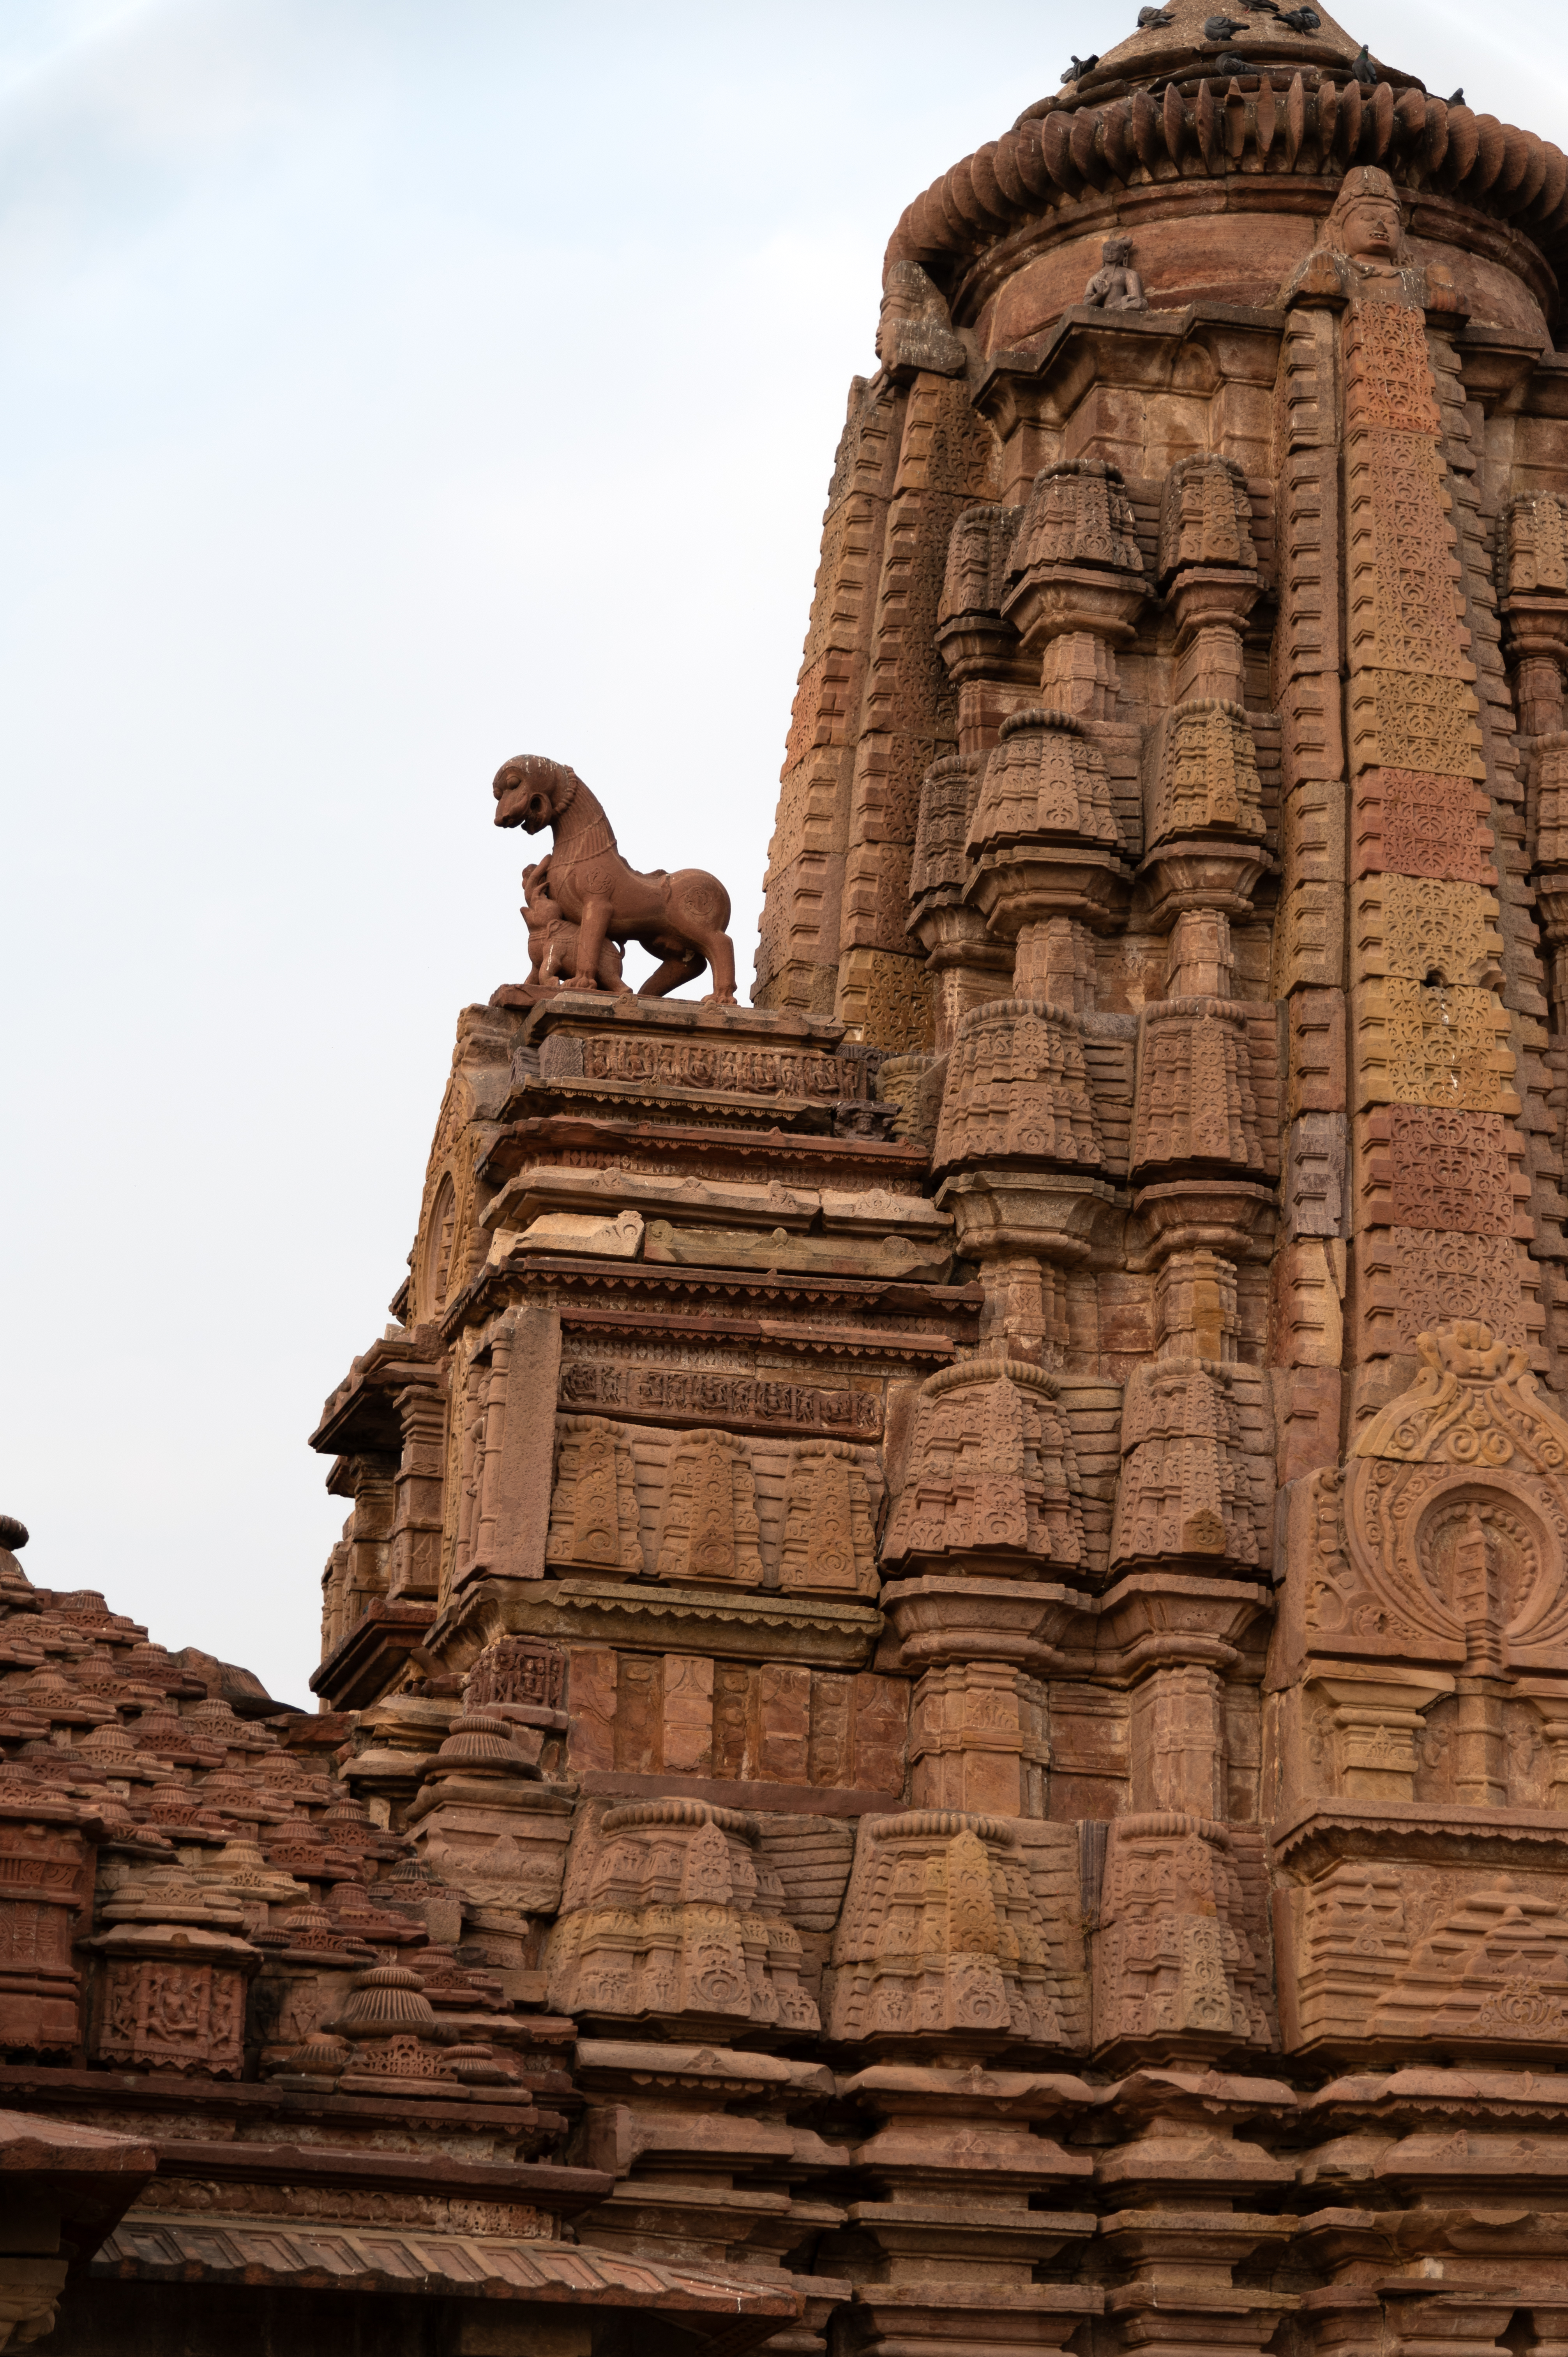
14, 3, 1568, 2349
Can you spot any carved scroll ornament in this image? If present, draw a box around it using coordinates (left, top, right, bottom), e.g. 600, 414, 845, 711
1306, 1322, 1568, 1673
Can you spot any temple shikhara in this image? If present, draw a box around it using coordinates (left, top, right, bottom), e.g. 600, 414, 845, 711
18, 3, 1568, 2349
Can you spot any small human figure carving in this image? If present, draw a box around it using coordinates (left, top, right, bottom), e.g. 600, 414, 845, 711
520, 861, 627, 995
492, 754, 738, 1004
1084, 234, 1148, 313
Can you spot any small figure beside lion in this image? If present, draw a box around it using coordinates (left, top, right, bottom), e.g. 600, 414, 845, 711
489, 753, 738, 1007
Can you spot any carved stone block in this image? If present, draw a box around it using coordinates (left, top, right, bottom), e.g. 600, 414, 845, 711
1093, 1814, 1274, 2055
779, 1442, 881, 1600
654, 1429, 765, 1589
1351, 979, 1517, 1113
1111, 1358, 1273, 1569
882, 1357, 1085, 1574
967, 710, 1119, 852
825, 1810, 1086, 2051
1288, 987, 1347, 1115
1006, 459, 1142, 578
910, 752, 982, 912
1350, 766, 1497, 884
1344, 430, 1470, 679
1355, 1228, 1538, 1357
546, 1418, 643, 1579
1157, 454, 1257, 583
1356, 1107, 1529, 1238
934, 998, 1103, 1172
1345, 670, 1485, 781
0, 1798, 94, 2053
90, 1926, 256, 2078
1143, 699, 1266, 848
1284, 1111, 1348, 1237
547, 1799, 818, 2035
1297, 1322, 1568, 1673
1501, 493, 1568, 597
1342, 306, 1442, 436
1269, 1237, 1346, 1370
1130, 1000, 1266, 1177
1349, 875, 1503, 990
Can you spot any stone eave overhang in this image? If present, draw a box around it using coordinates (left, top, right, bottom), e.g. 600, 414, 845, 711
308, 1596, 436, 1707
477, 1115, 931, 1191
441, 1254, 981, 1360
422, 1571, 884, 1673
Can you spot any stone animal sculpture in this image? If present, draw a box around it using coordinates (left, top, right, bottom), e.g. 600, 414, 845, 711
493, 754, 738, 1003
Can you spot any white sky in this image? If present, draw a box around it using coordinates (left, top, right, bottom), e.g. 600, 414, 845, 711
4, 0, 1566, 1705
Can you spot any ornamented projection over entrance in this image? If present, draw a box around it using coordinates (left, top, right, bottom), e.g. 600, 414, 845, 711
12, 2, 1568, 2350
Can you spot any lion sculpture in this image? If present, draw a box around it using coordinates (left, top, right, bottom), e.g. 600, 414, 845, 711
492, 754, 737, 1004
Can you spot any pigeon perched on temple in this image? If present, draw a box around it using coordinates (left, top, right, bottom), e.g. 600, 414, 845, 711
1446, 86, 1465, 104
1137, 6, 1174, 25
1215, 51, 1254, 74
1203, 14, 1250, 38
1278, 7, 1321, 27
1351, 44, 1378, 84
1061, 51, 1100, 79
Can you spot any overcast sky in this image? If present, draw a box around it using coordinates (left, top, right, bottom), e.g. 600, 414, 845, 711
4, 0, 1566, 1705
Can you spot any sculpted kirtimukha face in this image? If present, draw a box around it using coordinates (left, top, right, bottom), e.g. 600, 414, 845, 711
1341, 195, 1400, 259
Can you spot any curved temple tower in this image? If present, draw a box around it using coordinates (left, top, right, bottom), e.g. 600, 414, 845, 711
15, 3, 1568, 2351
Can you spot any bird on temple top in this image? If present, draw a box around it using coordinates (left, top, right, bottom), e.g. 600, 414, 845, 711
1446, 86, 1465, 104
1278, 5, 1321, 25
1061, 51, 1100, 78
1351, 43, 1378, 83
1215, 51, 1253, 74
1204, 14, 1250, 39
1136, 7, 1174, 25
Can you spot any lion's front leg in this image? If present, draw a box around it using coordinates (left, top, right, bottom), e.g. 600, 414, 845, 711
570, 895, 614, 990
